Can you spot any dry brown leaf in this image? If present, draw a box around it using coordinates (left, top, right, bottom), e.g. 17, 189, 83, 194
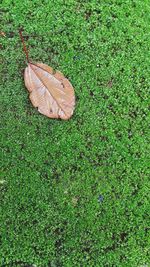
19, 30, 75, 120
24, 62, 75, 120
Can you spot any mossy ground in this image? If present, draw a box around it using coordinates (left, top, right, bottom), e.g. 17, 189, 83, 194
1, 0, 150, 266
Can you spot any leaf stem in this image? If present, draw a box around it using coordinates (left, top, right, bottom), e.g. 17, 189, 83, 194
19, 29, 29, 63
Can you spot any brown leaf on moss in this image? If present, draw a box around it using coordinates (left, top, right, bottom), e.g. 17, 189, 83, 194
24, 62, 75, 120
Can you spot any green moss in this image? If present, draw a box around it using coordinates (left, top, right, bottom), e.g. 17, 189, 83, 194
1, 0, 150, 266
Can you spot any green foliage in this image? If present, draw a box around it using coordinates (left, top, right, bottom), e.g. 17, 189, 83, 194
1, 0, 150, 266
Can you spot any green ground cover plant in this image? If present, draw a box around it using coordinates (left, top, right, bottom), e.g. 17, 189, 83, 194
1, 0, 150, 266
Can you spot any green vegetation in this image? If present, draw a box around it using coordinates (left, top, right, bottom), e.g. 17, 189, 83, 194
1, 0, 150, 266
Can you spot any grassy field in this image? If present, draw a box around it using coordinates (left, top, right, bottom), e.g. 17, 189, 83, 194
1, 0, 150, 266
